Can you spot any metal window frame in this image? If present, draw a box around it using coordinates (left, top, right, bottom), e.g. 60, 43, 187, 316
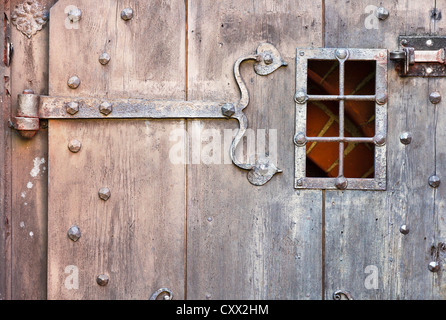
294, 48, 388, 190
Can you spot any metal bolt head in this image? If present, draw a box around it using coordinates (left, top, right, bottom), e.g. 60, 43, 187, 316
429, 91, 441, 104
335, 49, 348, 60
221, 103, 235, 117
335, 176, 348, 190
96, 274, 109, 286
376, 92, 388, 105
400, 39, 409, 47
98, 187, 111, 201
294, 132, 307, 146
374, 134, 386, 146
68, 139, 82, 153
67, 225, 81, 242
400, 132, 412, 145
375, 7, 389, 20
99, 53, 111, 65
99, 102, 113, 116
67, 76, 81, 89
121, 8, 134, 21
426, 39, 434, 47
294, 91, 307, 104
428, 261, 440, 272
66, 101, 79, 115
429, 175, 441, 188
263, 52, 273, 65
68, 7, 82, 23
399, 224, 410, 235
23, 89, 34, 94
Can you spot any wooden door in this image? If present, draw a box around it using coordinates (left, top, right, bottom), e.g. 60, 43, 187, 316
2, 0, 446, 300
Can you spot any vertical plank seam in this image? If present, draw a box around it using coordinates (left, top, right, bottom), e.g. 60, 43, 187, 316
184, 0, 188, 301
321, 0, 326, 300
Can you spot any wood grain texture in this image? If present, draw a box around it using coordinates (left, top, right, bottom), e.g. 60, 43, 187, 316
324, 0, 443, 299
47, 0, 186, 299
9, 0, 57, 300
186, 0, 324, 299
48, 120, 185, 299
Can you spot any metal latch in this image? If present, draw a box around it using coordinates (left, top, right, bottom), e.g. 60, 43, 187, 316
390, 36, 446, 77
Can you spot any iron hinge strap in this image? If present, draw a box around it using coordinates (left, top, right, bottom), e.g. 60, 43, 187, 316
12, 43, 287, 186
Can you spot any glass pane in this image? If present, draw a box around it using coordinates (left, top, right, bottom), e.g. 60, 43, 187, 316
306, 101, 339, 138
344, 60, 376, 95
344, 100, 375, 138
307, 59, 339, 95
343, 143, 375, 178
306, 142, 339, 178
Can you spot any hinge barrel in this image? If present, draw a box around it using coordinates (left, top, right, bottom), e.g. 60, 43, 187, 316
13, 90, 40, 138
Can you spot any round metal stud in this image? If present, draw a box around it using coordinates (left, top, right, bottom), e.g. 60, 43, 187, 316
294, 91, 308, 104
335, 176, 348, 190
399, 224, 409, 235
98, 187, 111, 201
121, 8, 134, 21
263, 52, 273, 65
376, 92, 388, 105
221, 103, 235, 117
399, 132, 412, 145
65, 101, 79, 115
96, 274, 109, 286
335, 48, 348, 60
426, 39, 434, 47
429, 91, 441, 104
293, 132, 307, 146
67, 225, 81, 242
429, 175, 441, 188
99, 102, 113, 116
99, 53, 111, 65
373, 134, 386, 146
68, 139, 82, 153
428, 261, 440, 272
375, 7, 389, 20
67, 76, 81, 89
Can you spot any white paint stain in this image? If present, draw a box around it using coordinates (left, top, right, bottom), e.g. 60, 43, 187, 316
21, 191, 26, 198
30, 157, 45, 178
29, 231, 34, 237
19, 221, 25, 228
27, 182, 33, 189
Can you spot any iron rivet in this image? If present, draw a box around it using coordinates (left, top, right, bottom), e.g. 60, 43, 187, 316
121, 8, 134, 21
335, 176, 348, 190
67, 76, 81, 89
294, 91, 308, 104
429, 91, 441, 104
67, 7, 82, 23
299, 51, 305, 56
96, 274, 109, 286
400, 39, 409, 46
67, 225, 81, 242
221, 103, 235, 117
23, 89, 34, 94
207, 217, 213, 222
399, 224, 409, 235
296, 178, 303, 186
426, 67, 433, 74
263, 52, 273, 65
375, 7, 389, 20
428, 261, 440, 272
99, 102, 113, 116
66, 101, 79, 115
99, 53, 111, 65
376, 93, 388, 105
98, 187, 111, 201
429, 175, 441, 188
294, 132, 307, 146
399, 132, 412, 145
335, 49, 348, 60
373, 134, 386, 146
426, 39, 434, 47
68, 139, 82, 153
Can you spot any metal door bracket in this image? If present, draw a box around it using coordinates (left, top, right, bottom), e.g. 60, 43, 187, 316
12, 43, 286, 186
390, 36, 446, 77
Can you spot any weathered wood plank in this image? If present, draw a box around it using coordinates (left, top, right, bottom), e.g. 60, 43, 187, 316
186, 0, 323, 299
9, 0, 57, 300
324, 0, 440, 299
47, 0, 186, 299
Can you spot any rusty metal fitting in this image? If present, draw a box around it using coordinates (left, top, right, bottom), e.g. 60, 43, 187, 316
14, 89, 40, 139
